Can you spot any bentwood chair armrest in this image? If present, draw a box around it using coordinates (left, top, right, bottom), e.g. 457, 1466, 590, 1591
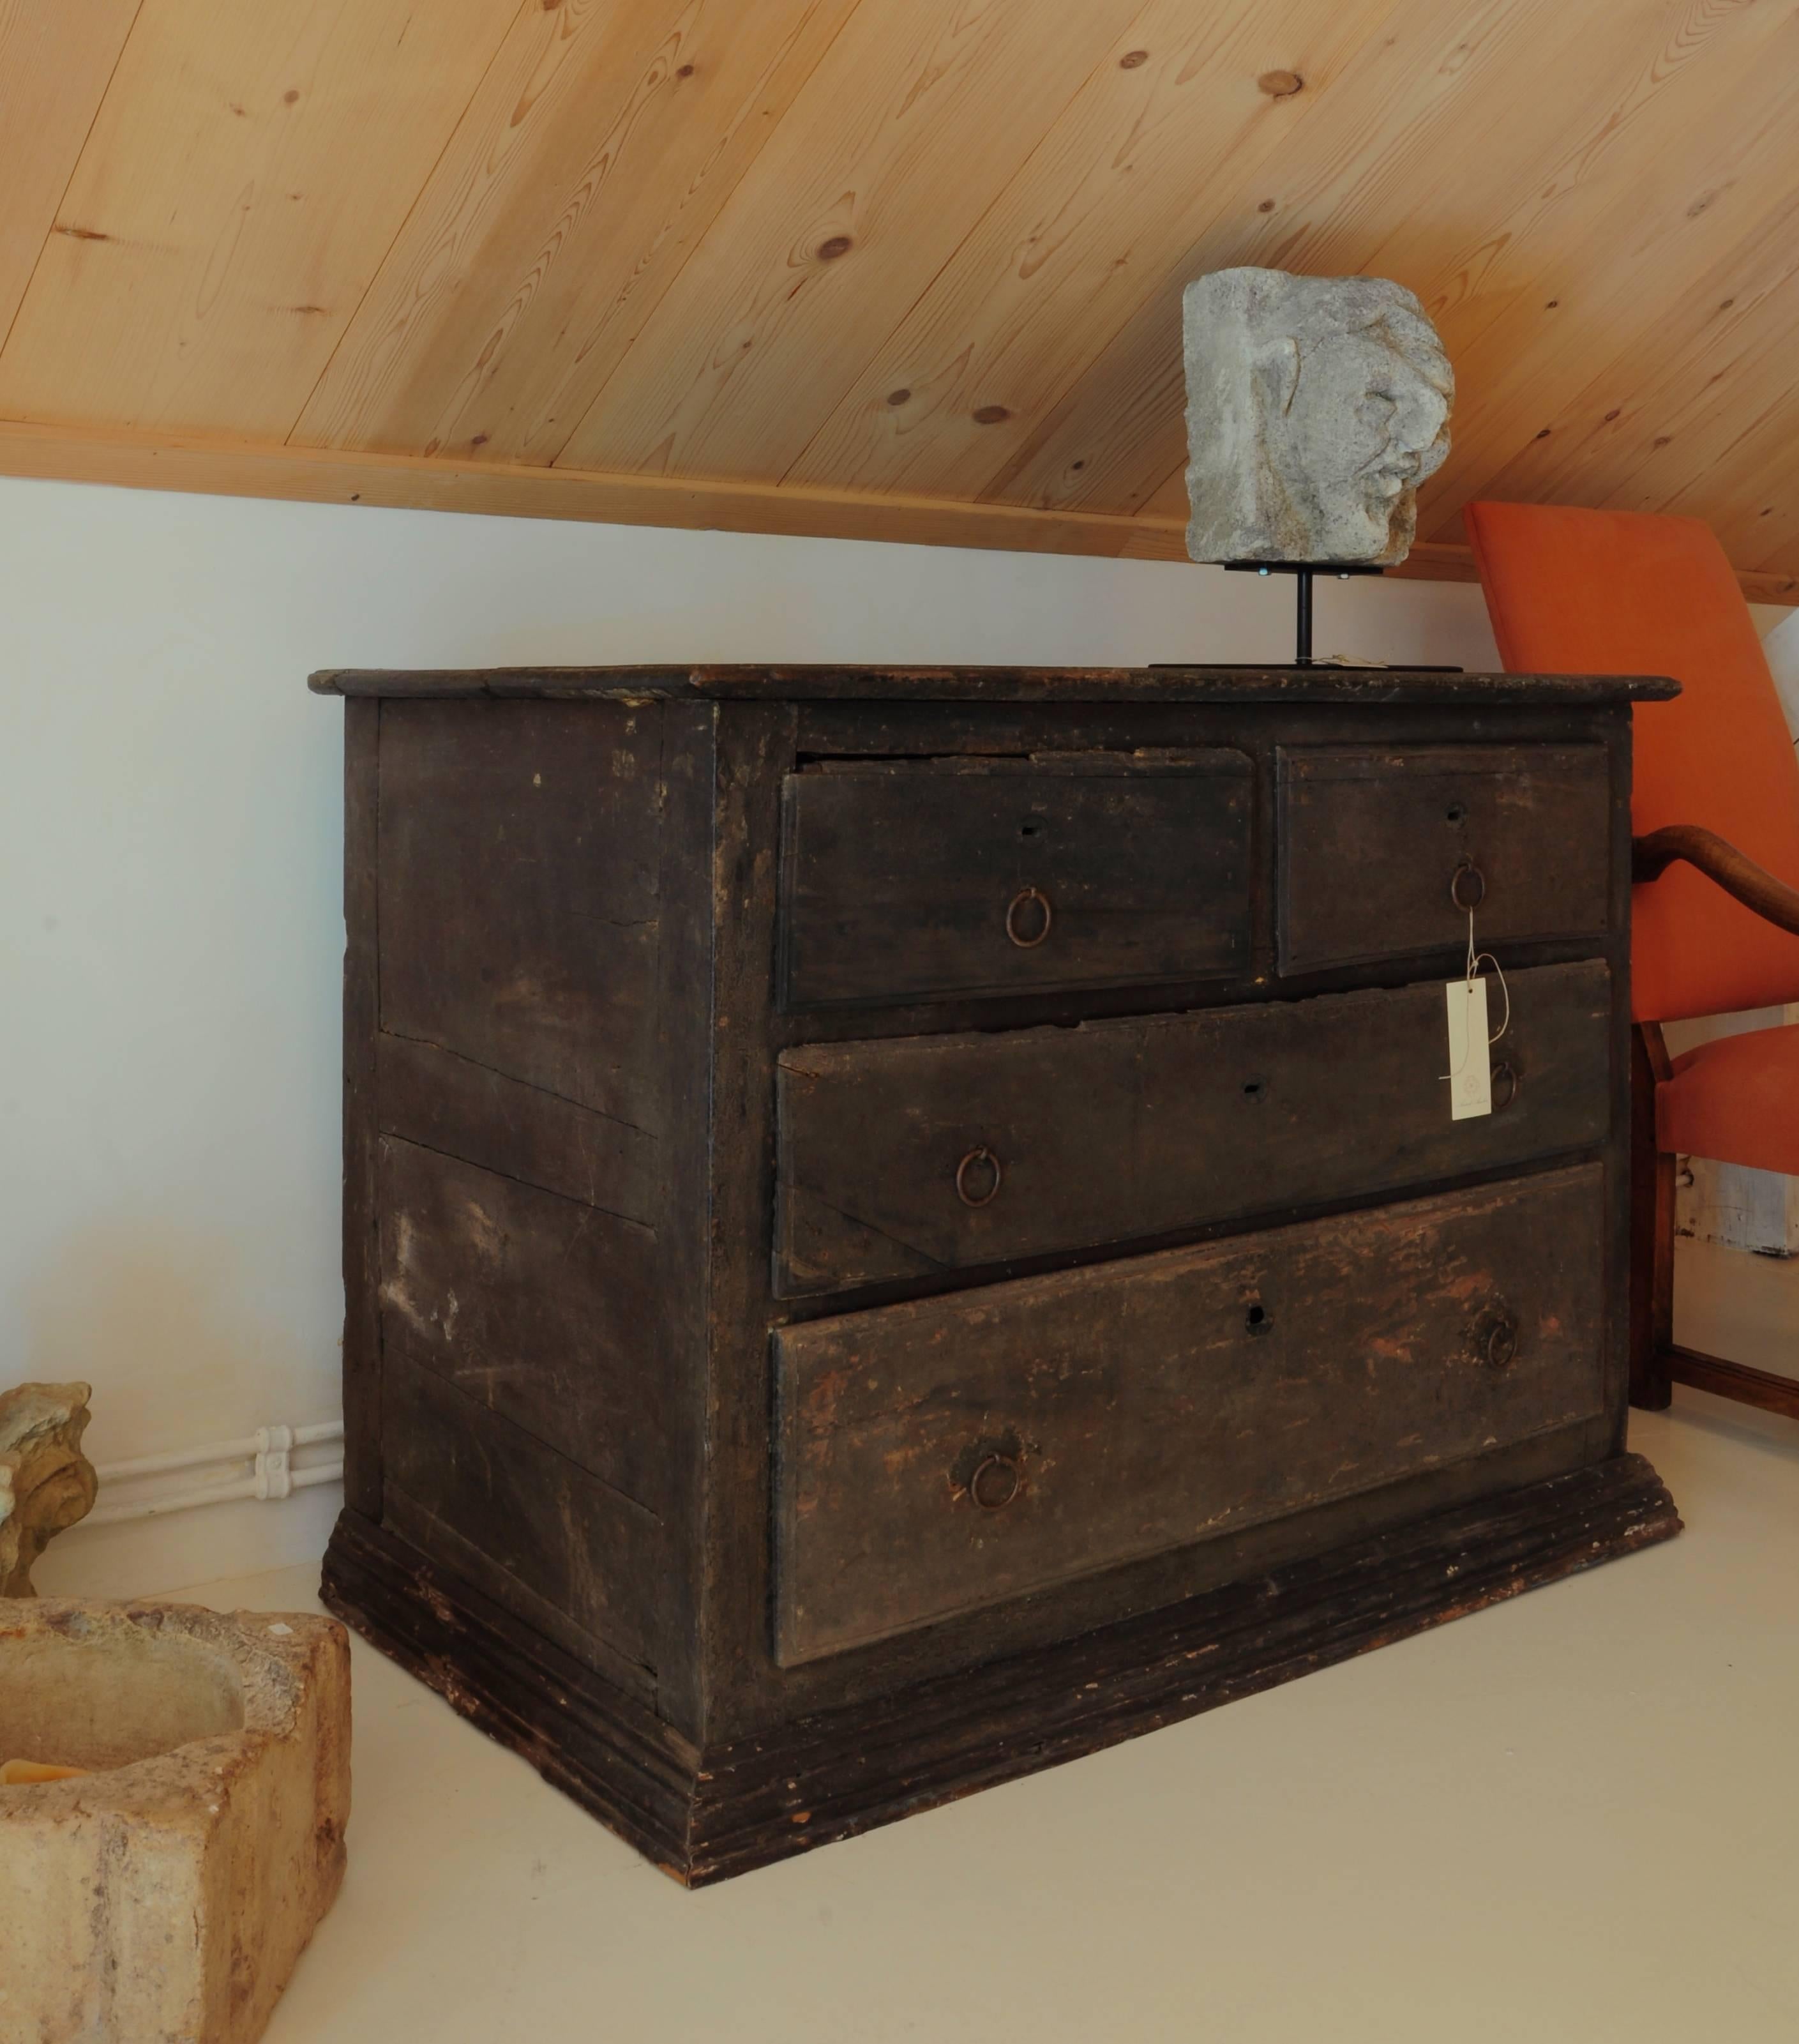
1632, 823, 1799, 936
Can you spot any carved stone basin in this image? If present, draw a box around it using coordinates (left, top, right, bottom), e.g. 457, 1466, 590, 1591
0, 1600, 350, 2043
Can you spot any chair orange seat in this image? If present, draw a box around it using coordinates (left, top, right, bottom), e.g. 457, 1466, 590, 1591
1468, 498, 1799, 1416
1659, 1024, 1799, 1178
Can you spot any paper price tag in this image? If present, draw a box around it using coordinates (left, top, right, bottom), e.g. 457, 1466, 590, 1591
1445, 976, 1492, 1120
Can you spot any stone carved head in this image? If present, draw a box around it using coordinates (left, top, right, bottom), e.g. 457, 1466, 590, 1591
0, 1382, 97, 1596
1183, 268, 1453, 566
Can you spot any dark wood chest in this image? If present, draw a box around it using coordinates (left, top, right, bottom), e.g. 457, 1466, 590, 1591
313, 662, 1681, 1884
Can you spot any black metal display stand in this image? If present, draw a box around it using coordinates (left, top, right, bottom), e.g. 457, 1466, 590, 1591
1224, 561, 1386, 666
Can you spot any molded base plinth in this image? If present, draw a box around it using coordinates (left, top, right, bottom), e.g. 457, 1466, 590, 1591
323, 1453, 1678, 1887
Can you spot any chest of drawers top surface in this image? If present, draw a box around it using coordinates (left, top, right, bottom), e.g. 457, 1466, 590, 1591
318, 663, 1679, 1884
312, 662, 1676, 703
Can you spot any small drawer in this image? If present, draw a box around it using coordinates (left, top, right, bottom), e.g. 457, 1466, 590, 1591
1277, 744, 1611, 974
773, 1164, 1606, 1663
775, 958, 1611, 1296
779, 750, 1251, 1008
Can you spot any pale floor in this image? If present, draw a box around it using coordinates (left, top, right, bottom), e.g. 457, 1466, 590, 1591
170, 1239, 1798, 2044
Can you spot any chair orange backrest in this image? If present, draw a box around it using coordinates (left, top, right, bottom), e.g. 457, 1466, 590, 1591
1465, 501, 1799, 1024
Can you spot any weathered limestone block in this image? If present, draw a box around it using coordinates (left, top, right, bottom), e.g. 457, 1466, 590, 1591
1184, 267, 1454, 566
0, 1381, 97, 1595
0, 1600, 350, 2043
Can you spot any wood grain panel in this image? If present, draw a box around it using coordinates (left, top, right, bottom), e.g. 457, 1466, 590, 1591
378, 1137, 669, 1511
552, 0, 1135, 481
295, 0, 857, 462
775, 1165, 1607, 1662
1277, 743, 1611, 973
382, 1350, 670, 1681
775, 960, 1613, 1296
1466, 195, 1799, 525
0, 0, 1796, 594
779, 752, 1252, 1007
0, 0, 513, 435
786, 0, 1394, 503
375, 695, 665, 1133
0, 0, 140, 342
1417, 0, 1799, 540
983, 0, 1660, 520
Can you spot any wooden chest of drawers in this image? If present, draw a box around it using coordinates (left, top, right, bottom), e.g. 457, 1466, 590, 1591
313, 663, 1682, 1884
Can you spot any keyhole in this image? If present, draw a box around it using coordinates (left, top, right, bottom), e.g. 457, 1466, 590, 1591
1446, 803, 1467, 825
1246, 1302, 1270, 1335
1243, 1079, 1263, 1099
1020, 819, 1043, 838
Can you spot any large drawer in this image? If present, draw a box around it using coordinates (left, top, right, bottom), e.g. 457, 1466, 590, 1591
779, 751, 1251, 1007
774, 1164, 1607, 1664
776, 958, 1611, 1296
1277, 743, 1611, 974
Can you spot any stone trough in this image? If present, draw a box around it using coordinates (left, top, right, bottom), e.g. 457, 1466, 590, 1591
0, 1599, 349, 2043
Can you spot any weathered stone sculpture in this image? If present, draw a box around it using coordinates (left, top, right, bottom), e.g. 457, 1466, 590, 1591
0, 1381, 97, 1596
0, 1598, 350, 2042
1184, 268, 1453, 566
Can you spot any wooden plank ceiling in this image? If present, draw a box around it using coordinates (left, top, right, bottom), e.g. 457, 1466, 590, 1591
1, 0, 1796, 597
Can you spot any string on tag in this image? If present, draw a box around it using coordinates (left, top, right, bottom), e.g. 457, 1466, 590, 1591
1463, 901, 1510, 1044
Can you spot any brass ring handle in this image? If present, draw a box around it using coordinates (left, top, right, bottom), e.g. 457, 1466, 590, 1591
1005, 885, 1053, 948
1491, 1061, 1519, 1111
968, 1453, 1021, 1510
1477, 1310, 1518, 1370
954, 1145, 1002, 1207
1449, 859, 1487, 911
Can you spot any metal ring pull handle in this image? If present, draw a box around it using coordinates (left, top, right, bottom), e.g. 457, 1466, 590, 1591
1449, 859, 1487, 911
968, 1453, 1021, 1510
954, 1145, 1002, 1207
1476, 1308, 1519, 1370
1491, 1061, 1519, 1111
1005, 885, 1053, 948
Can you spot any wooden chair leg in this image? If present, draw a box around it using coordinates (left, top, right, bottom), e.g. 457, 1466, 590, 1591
1629, 1023, 1675, 1410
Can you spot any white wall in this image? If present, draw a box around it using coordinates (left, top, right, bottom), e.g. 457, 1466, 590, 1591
0, 471, 1779, 1596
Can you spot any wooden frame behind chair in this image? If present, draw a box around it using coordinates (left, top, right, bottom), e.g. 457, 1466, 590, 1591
1629, 826, 1799, 1419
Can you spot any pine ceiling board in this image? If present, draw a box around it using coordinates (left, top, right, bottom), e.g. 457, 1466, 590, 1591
1135, 464, 1188, 522
0, 0, 141, 341
0, 0, 518, 437
1660, 346, 1799, 570
782, 0, 1397, 503
551, 0, 1141, 483
293, 0, 857, 464
1417, 0, 1799, 540
973, 0, 1594, 520
1705, 426, 1799, 576
1459, 179, 1799, 535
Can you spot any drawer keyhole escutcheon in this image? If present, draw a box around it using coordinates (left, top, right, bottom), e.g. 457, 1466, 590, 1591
954, 1145, 1003, 1207
1449, 859, 1486, 911
968, 1454, 1021, 1510
1491, 1061, 1519, 1111
1005, 885, 1053, 948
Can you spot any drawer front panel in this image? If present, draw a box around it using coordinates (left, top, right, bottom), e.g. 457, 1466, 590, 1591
780, 752, 1251, 1007
1278, 744, 1611, 974
776, 960, 1611, 1296
774, 1165, 1606, 1663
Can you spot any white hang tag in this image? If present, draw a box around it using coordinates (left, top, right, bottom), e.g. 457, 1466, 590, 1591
1445, 976, 1492, 1120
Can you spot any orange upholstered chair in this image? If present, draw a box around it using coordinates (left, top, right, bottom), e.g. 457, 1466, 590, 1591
1467, 501, 1799, 1418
